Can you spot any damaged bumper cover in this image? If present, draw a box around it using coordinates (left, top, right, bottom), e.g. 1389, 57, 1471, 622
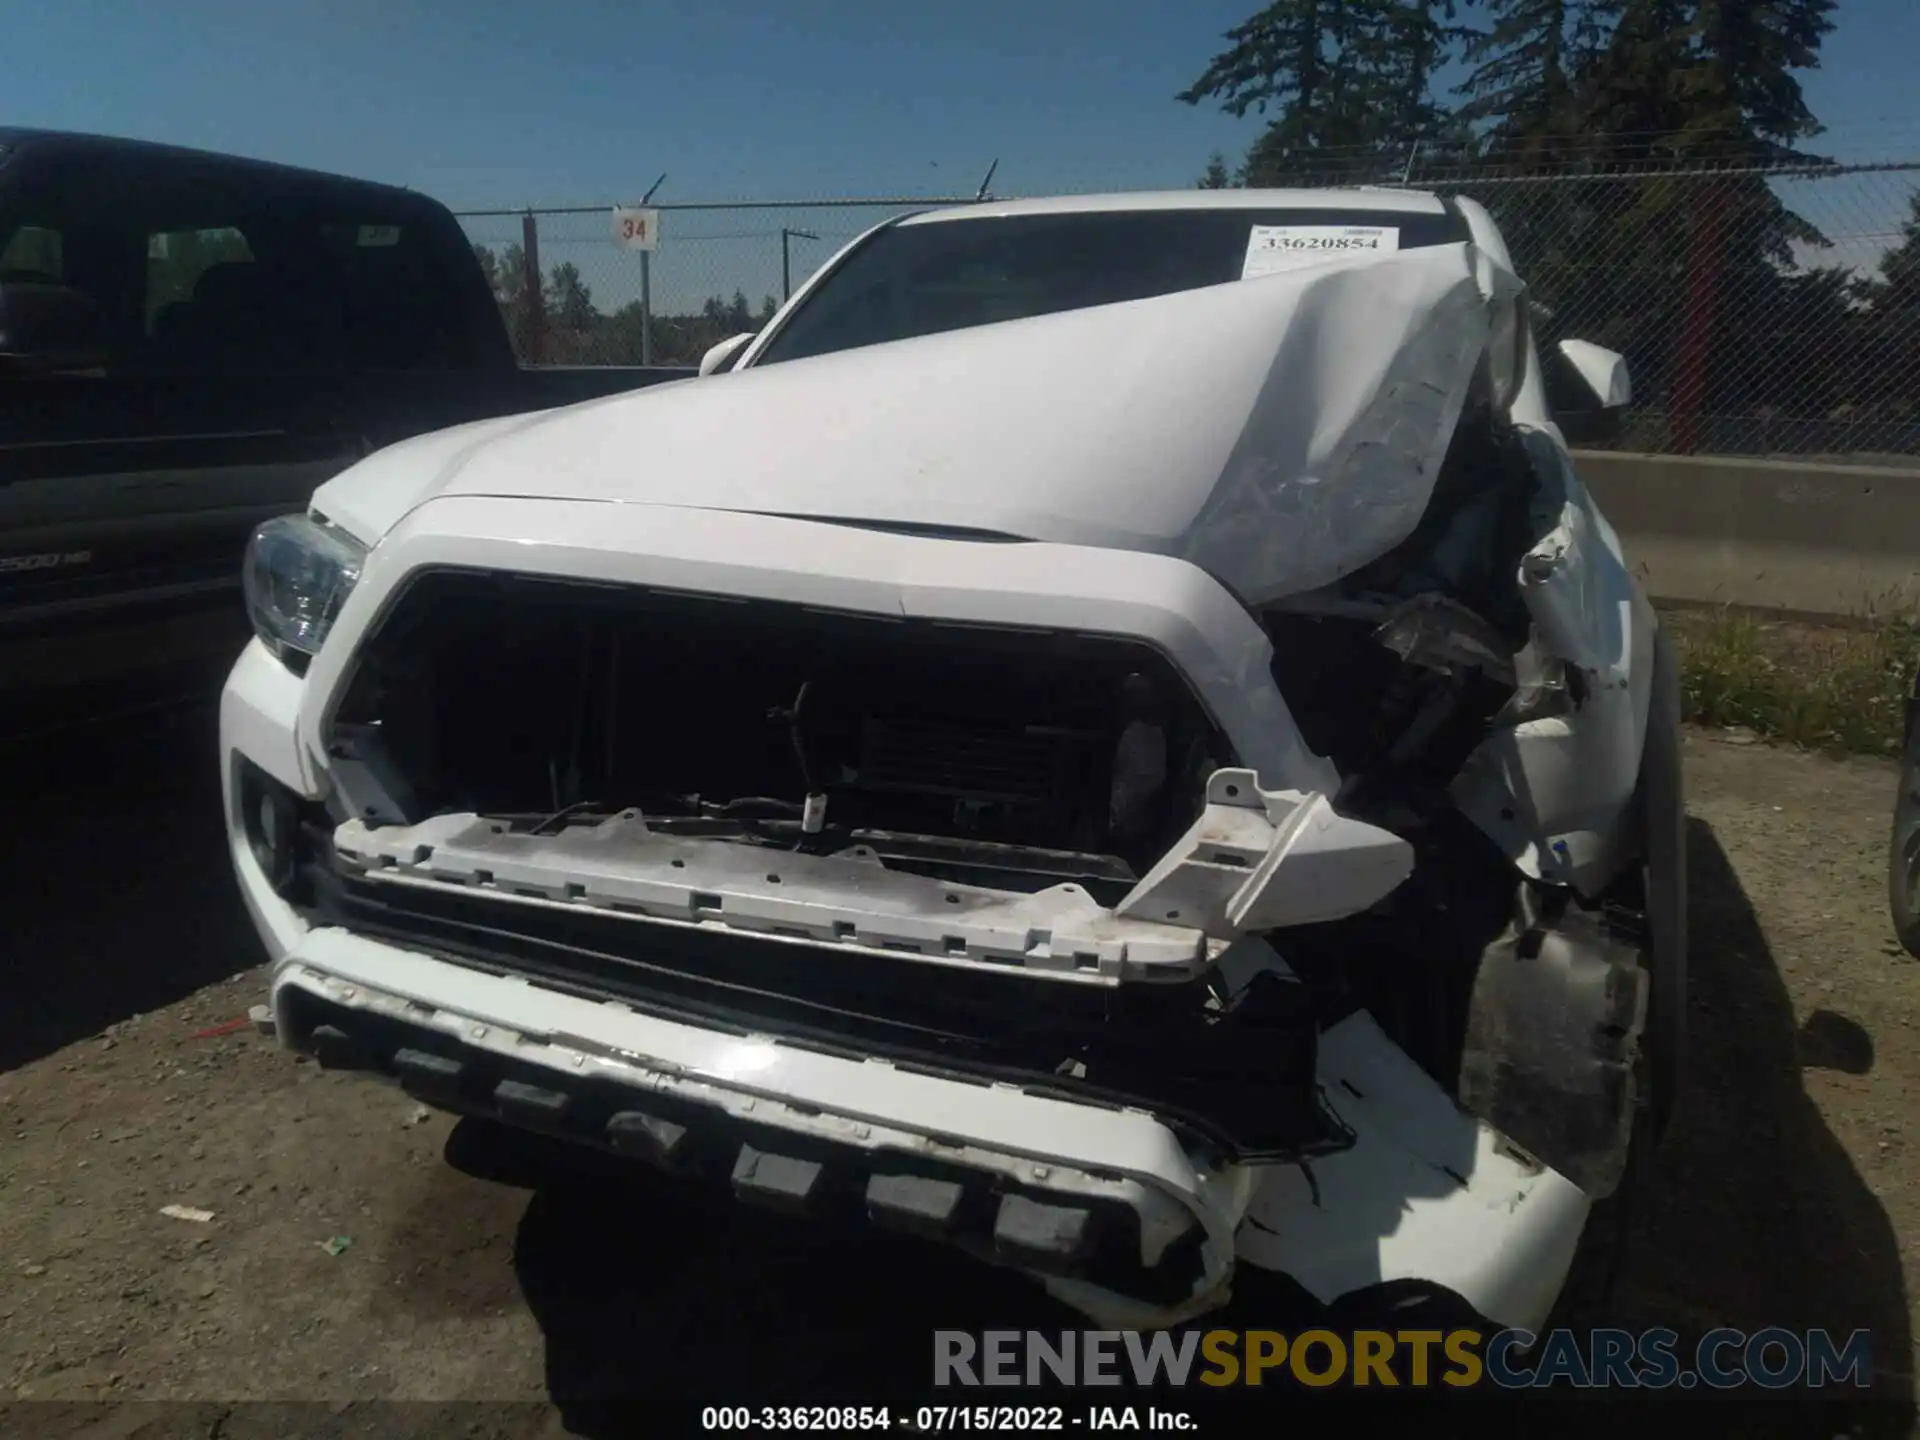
267, 926, 1591, 1331
332, 809, 1217, 982
315, 790, 1392, 1162
236, 736, 1590, 1329
273, 776, 1598, 1330
272, 928, 1230, 1311
328, 761, 1413, 977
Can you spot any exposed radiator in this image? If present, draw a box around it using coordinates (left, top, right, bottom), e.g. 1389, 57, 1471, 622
851, 715, 1104, 805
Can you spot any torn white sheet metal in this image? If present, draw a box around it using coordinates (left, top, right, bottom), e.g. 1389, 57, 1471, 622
1513, 432, 1632, 677
1235, 1011, 1591, 1334
1450, 427, 1656, 894
1115, 769, 1412, 937
332, 811, 1214, 982
311, 241, 1500, 610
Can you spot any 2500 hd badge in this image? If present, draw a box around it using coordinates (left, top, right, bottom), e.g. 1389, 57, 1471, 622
0, 549, 92, 573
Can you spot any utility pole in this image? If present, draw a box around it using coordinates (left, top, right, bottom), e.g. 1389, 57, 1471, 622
781, 228, 819, 301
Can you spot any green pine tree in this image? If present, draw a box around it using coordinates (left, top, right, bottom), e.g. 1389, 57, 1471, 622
1179, 2, 1457, 184
1568, 0, 1841, 437
1854, 196, 1920, 422
1875, 196, 1920, 316
1197, 152, 1236, 188
1578, 0, 1692, 162
544, 262, 596, 332
1456, 0, 1619, 156
1679, 0, 1838, 162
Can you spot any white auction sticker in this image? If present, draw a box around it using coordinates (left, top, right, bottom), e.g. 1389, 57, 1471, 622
1242, 224, 1400, 278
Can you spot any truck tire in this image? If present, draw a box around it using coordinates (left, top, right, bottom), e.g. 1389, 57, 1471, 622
1887, 700, 1920, 957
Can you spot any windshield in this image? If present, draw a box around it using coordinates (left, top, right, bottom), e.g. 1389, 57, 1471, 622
752, 205, 1464, 366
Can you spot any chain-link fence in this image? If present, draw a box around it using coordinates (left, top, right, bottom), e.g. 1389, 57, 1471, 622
457, 157, 1920, 458
1392, 156, 1920, 459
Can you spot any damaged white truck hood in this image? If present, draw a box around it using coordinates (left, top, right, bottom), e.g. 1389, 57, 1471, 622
316, 242, 1507, 607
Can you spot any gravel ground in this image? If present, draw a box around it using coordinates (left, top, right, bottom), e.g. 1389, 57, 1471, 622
1, 706, 1915, 1435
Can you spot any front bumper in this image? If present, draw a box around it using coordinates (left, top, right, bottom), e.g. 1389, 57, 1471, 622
219, 498, 1599, 1330
254, 921, 1592, 1330
271, 930, 1234, 1316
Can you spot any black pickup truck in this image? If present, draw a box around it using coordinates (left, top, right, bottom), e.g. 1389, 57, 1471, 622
0, 129, 692, 737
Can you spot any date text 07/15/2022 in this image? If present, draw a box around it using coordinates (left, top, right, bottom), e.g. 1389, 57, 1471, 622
701, 1405, 1192, 1432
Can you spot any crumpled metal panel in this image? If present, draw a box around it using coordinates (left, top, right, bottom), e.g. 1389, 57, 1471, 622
314, 243, 1502, 611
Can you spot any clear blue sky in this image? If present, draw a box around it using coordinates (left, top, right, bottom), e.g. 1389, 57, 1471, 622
6, 0, 1918, 210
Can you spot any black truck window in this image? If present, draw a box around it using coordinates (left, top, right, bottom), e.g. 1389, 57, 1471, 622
316, 220, 480, 371
0, 224, 61, 280
145, 226, 254, 333
0, 148, 496, 377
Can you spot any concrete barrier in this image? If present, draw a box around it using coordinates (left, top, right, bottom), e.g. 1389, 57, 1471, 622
1573, 450, 1920, 621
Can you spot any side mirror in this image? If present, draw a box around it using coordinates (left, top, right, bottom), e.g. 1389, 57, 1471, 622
1547, 338, 1631, 444
698, 331, 756, 377
1557, 338, 1632, 408
0, 280, 105, 373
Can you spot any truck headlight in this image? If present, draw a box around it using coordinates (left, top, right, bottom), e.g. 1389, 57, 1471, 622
241, 514, 367, 666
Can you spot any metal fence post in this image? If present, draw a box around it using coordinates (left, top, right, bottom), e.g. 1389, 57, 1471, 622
521, 209, 545, 366
1671, 187, 1725, 456
638, 172, 667, 367
781, 228, 819, 301
641, 250, 652, 366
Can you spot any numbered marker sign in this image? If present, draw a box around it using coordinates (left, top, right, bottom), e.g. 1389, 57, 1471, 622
611, 207, 660, 251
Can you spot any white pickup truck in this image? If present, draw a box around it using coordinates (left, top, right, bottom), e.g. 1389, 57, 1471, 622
219, 187, 1682, 1334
